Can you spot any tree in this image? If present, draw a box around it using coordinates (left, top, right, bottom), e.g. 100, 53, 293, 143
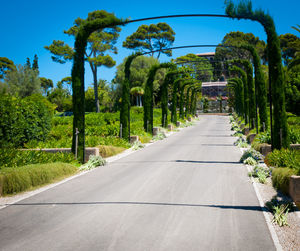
40, 77, 54, 96
5, 64, 41, 98
214, 31, 266, 79
45, 10, 121, 113
175, 53, 213, 82
32, 54, 39, 72
47, 81, 72, 112
130, 86, 144, 107
113, 55, 166, 98
279, 33, 300, 65
0, 57, 16, 79
123, 22, 175, 58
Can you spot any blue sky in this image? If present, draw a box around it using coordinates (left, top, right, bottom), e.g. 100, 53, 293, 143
1, 0, 299, 88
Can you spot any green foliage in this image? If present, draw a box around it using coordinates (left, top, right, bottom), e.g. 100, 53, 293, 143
266, 197, 295, 226
240, 148, 263, 162
4, 64, 41, 98
0, 94, 52, 148
285, 65, 300, 116
249, 165, 271, 184
175, 54, 213, 82
0, 149, 77, 169
0, 163, 78, 196
123, 22, 175, 58
279, 33, 300, 66
265, 149, 300, 174
0, 57, 16, 79
40, 77, 53, 95
79, 155, 106, 171
243, 157, 257, 165
271, 168, 298, 194
131, 141, 145, 150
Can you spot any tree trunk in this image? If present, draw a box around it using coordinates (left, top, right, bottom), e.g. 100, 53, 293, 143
90, 62, 100, 113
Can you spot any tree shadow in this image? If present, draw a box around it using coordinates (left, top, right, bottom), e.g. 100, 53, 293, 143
4, 201, 265, 212
174, 160, 241, 164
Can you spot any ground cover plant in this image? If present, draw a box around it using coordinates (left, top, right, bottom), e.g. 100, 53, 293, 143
0, 162, 78, 196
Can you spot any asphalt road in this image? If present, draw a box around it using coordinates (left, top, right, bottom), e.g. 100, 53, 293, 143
0, 115, 275, 251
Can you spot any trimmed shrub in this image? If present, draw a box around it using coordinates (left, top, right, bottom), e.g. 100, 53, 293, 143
0, 94, 52, 147
265, 149, 300, 174
0, 162, 78, 196
272, 167, 298, 194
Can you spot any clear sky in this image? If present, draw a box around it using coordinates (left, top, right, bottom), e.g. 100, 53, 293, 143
1, 0, 299, 88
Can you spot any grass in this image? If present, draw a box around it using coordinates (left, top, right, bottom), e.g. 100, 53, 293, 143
0, 162, 78, 196
96, 145, 126, 158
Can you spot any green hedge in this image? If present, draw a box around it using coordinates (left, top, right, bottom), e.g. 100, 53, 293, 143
0, 162, 78, 196
0, 149, 78, 169
271, 167, 298, 194
0, 94, 52, 148
265, 149, 300, 174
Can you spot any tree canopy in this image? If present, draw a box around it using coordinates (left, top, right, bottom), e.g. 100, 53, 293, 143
123, 22, 175, 58
0, 57, 16, 79
279, 33, 300, 65
4, 64, 41, 98
174, 53, 213, 82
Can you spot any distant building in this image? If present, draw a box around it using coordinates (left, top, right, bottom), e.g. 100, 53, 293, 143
202, 81, 227, 97
196, 52, 215, 62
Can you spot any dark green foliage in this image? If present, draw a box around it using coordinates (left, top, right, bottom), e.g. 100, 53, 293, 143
0, 149, 77, 169
120, 53, 141, 140
285, 66, 300, 116
0, 57, 16, 79
32, 54, 39, 71
71, 11, 125, 163
225, 0, 289, 149
230, 66, 247, 121
240, 44, 268, 131
271, 167, 298, 194
123, 22, 175, 58
161, 72, 174, 127
233, 59, 256, 129
185, 86, 193, 117
0, 162, 78, 196
279, 33, 300, 66
40, 77, 54, 95
120, 78, 130, 140
0, 94, 52, 148
143, 63, 173, 133
265, 149, 300, 174
171, 76, 179, 124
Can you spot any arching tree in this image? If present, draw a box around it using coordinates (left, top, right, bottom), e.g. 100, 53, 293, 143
228, 78, 244, 117
225, 0, 289, 149
232, 59, 256, 129
143, 62, 174, 133
239, 44, 268, 131
46, 10, 122, 114
229, 65, 248, 123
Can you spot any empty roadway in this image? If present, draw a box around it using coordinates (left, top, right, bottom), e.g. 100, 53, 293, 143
0, 115, 275, 250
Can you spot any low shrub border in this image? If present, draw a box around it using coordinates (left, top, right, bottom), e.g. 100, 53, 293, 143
271, 168, 298, 195
0, 162, 78, 196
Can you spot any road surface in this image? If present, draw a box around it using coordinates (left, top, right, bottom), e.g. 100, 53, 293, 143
0, 115, 275, 250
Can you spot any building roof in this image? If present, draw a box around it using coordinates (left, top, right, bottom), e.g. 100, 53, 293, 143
196, 52, 215, 57
202, 81, 227, 87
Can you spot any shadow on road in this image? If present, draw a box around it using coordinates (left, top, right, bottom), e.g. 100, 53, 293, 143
3, 201, 265, 212
175, 160, 241, 164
